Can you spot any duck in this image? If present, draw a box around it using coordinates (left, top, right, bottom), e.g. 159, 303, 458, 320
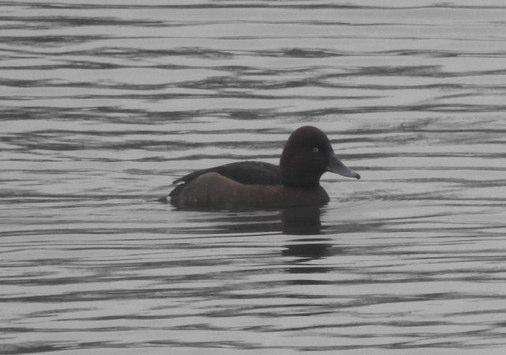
168, 126, 360, 210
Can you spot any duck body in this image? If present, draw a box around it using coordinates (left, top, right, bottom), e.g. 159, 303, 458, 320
169, 126, 359, 210
169, 162, 329, 210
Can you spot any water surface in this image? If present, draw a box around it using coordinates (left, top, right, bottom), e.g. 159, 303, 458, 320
1, 1, 506, 353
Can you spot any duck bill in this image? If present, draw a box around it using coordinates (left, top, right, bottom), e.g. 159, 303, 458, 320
326, 154, 360, 180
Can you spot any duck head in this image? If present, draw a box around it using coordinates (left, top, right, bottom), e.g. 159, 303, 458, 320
279, 126, 360, 188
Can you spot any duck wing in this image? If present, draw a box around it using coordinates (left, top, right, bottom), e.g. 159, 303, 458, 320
173, 161, 281, 186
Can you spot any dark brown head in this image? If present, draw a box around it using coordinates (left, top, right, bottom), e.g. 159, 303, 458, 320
279, 126, 360, 188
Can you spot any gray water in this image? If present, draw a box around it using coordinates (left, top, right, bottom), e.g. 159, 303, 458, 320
1, 1, 506, 354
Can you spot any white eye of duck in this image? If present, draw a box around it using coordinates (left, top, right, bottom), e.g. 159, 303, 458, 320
312, 147, 319, 153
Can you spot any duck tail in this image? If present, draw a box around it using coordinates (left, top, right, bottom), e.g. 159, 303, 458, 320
168, 183, 185, 206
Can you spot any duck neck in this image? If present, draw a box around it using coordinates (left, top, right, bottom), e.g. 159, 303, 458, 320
280, 167, 322, 189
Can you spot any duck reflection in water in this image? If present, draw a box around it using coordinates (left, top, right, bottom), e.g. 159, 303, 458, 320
281, 205, 322, 235
170, 205, 336, 274
282, 206, 336, 275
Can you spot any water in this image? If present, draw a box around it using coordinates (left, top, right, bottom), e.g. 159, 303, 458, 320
1, 1, 506, 353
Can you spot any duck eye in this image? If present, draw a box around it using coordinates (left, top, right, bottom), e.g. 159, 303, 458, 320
312, 147, 319, 153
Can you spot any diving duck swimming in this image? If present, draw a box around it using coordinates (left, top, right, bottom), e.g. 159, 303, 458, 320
169, 126, 360, 210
